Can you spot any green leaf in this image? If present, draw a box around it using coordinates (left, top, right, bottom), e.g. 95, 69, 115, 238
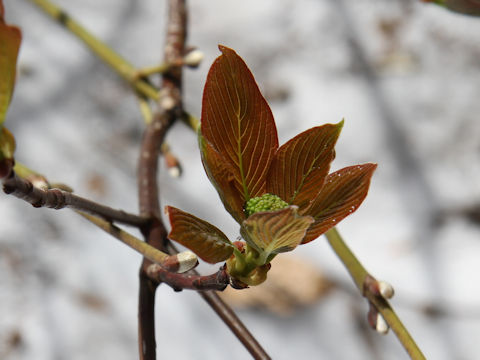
240, 206, 314, 261
302, 163, 377, 244
0, 4, 22, 125
0, 126, 15, 160
199, 133, 246, 223
266, 121, 343, 211
201, 45, 278, 206
165, 206, 234, 264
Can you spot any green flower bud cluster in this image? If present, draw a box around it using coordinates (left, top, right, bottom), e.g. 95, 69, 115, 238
245, 193, 288, 216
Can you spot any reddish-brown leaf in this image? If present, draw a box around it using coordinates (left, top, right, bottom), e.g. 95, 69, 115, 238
201, 45, 278, 205
302, 163, 377, 243
240, 206, 314, 260
266, 122, 343, 211
166, 206, 234, 264
199, 134, 246, 223
0, 4, 22, 125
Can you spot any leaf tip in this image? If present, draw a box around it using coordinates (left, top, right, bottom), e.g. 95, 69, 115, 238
217, 44, 232, 54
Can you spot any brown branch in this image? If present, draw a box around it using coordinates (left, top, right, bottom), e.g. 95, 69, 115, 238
165, 242, 272, 360
146, 264, 229, 291
137, 1, 187, 358
2, 171, 149, 228
199, 291, 272, 360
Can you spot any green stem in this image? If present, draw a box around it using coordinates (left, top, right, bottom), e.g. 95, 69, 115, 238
77, 211, 170, 265
28, 0, 160, 100
325, 227, 426, 360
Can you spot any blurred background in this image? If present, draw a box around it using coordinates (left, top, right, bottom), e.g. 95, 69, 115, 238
1, 0, 480, 359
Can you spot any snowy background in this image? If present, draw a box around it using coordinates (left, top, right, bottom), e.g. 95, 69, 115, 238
1, 0, 480, 359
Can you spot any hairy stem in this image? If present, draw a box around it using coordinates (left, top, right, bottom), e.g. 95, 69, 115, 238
325, 228, 426, 360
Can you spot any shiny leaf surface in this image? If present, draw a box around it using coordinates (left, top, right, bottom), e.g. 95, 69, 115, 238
201, 45, 278, 205
266, 122, 343, 211
240, 206, 314, 259
199, 134, 246, 223
166, 206, 234, 264
302, 163, 377, 243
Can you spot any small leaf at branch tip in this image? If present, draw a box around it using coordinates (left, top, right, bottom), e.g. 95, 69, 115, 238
378, 280, 395, 299
183, 49, 204, 68
176, 251, 199, 273
375, 313, 390, 335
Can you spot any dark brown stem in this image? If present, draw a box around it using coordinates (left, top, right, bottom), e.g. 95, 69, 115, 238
146, 264, 229, 291
199, 291, 272, 360
2, 172, 149, 227
165, 242, 271, 359
137, 1, 186, 358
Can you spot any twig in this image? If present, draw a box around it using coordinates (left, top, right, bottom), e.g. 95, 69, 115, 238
3, 171, 149, 227
77, 212, 197, 273
325, 227, 426, 360
199, 291, 272, 360
146, 263, 229, 291
28, 0, 160, 100
165, 242, 272, 360
136, 0, 188, 356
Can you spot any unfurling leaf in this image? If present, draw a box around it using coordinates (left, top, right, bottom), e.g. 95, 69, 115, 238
165, 206, 234, 264
199, 134, 246, 223
267, 122, 343, 211
302, 163, 377, 243
0, 3, 22, 125
240, 206, 314, 260
201, 45, 278, 210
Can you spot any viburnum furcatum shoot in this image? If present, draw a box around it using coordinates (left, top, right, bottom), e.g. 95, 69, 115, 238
165, 45, 376, 287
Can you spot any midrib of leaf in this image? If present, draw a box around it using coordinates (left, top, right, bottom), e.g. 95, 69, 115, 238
289, 142, 326, 204
233, 75, 250, 201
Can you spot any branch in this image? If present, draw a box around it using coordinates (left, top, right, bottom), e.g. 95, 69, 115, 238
146, 263, 229, 291
3, 171, 149, 227
165, 243, 272, 360
28, 0, 160, 100
325, 227, 426, 360
77, 212, 197, 273
136, 0, 187, 357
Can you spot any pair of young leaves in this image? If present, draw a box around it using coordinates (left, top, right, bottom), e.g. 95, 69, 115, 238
0, 1, 21, 173
166, 46, 376, 275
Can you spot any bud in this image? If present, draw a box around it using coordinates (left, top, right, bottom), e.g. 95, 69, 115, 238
378, 280, 395, 299
176, 251, 199, 273
183, 49, 204, 68
375, 313, 389, 334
